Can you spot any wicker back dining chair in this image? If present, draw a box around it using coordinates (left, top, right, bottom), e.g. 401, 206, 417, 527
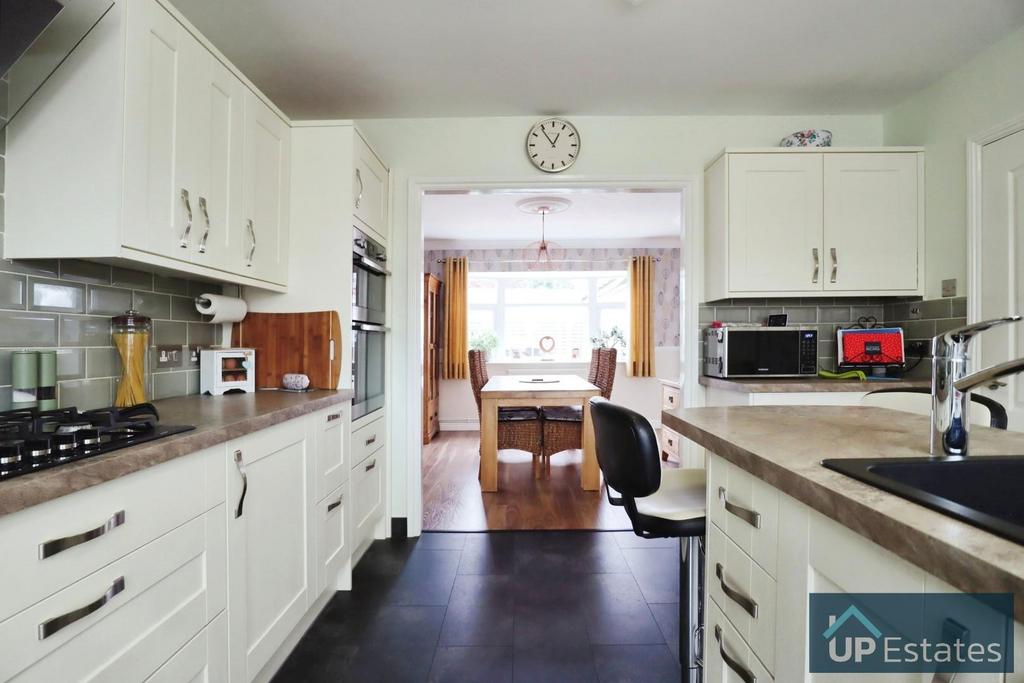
539, 348, 618, 474
468, 350, 544, 469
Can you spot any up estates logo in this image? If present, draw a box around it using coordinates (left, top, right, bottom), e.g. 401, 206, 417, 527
809, 593, 1014, 674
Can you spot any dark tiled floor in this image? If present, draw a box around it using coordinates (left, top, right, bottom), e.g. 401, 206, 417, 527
273, 531, 681, 683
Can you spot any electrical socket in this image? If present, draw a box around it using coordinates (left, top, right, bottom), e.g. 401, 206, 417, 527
156, 345, 183, 369
908, 304, 922, 320
906, 340, 929, 357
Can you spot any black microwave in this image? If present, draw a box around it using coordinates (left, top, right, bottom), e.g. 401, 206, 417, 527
704, 327, 818, 378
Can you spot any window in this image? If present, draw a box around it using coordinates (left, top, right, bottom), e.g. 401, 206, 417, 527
468, 271, 628, 361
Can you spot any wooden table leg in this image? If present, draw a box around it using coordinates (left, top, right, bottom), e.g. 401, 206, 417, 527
581, 398, 600, 491
480, 397, 499, 492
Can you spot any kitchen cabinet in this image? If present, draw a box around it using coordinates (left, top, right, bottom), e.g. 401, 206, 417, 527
353, 131, 389, 243
226, 417, 315, 682
351, 414, 387, 563
146, 612, 229, 683
704, 148, 923, 301
5, 0, 289, 290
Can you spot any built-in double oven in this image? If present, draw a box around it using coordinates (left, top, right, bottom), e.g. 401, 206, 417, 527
351, 227, 388, 420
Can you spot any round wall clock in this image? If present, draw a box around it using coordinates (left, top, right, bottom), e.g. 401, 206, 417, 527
526, 118, 580, 173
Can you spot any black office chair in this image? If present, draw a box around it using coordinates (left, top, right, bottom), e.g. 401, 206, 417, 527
590, 397, 706, 683
863, 387, 1008, 429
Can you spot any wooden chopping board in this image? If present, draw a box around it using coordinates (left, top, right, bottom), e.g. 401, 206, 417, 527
232, 311, 342, 390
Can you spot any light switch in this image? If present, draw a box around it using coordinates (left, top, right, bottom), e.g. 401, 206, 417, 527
941, 279, 957, 298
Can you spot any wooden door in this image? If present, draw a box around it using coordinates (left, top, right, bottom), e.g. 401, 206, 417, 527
423, 274, 442, 444
122, 0, 192, 260
727, 153, 824, 293
823, 153, 920, 292
227, 420, 313, 681
977, 128, 1024, 430
242, 91, 290, 284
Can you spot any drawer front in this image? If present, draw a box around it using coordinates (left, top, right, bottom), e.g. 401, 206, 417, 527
661, 426, 681, 459
2, 508, 224, 682
353, 133, 388, 236
351, 415, 385, 468
708, 454, 780, 577
706, 598, 774, 683
661, 384, 680, 411
146, 611, 228, 683
707, 523, 777, 673
317, 483, 350, 595
315, 404, 348, 500
0, 446, 222, 620
352, 449, 383, 540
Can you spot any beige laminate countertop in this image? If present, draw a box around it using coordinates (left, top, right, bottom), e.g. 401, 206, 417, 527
0, 389, 353, 518
699, 375, 931, 393
663, 405, 1024, 620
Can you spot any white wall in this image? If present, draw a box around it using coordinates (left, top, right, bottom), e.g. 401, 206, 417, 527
884, 25, 1024, 299
354, 113, 884, 524
439, 348, 680, 431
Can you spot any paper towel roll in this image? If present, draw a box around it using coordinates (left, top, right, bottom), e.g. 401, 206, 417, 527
196, 293, 248, 323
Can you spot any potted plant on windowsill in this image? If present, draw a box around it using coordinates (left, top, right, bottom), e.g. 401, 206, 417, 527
591, 326, 626, 350
470, 331, 499, 360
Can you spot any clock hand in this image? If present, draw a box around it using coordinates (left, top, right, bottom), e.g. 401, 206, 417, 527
541, 128, 555, 145
551, 133, 561, 147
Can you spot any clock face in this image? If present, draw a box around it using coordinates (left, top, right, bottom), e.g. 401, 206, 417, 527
526, 118, 580, 173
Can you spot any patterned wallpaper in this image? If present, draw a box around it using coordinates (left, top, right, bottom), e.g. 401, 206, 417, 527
425, 247, 681, 347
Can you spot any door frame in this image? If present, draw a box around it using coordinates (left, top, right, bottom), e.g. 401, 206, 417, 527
403, 175, 701, 537
966, 112, 1024, 332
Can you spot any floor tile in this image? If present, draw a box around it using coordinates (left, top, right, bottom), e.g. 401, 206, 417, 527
416, 531, 469, 550
428, 646, 513, 683
360, 604, 447, 647
620, 547, 679, 603
355, 537, 420, 578
513, 642, 598, 683
513, 601, 591, 649
582, 573, 666, 645
383, 549, 461, 605
515, 532, 629, 575
343, 644, 436, 682
270, 638, 357, 682
611, 531, 679, 549
440, 574, 514, 646
648, 602, 681, 660
458, 533, 516, 575
592, 644, 682, 683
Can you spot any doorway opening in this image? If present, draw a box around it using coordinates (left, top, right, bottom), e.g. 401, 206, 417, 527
417, 186, 687, 531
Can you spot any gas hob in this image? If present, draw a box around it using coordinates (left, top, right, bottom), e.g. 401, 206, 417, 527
0, 403, 195, 481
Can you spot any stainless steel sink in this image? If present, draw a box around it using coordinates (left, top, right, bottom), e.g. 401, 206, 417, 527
822, 456, 1024, 544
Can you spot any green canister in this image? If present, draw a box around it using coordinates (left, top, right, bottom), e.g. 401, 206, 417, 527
37, 350, 57, 411
12, 350, 38, 409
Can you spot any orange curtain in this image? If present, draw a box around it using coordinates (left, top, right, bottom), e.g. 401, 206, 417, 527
628, 255, 655, 377
442, 257, 469, 379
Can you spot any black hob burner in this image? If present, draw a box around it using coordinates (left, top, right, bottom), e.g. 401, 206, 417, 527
0, 403, 195, 481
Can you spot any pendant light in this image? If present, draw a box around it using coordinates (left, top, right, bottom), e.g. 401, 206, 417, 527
516, 196, 571, 265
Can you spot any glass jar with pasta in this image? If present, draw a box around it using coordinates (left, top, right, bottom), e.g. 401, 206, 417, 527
111, 310, 152, 408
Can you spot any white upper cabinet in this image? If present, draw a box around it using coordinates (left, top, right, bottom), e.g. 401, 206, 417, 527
353, 132, 388, 242
704, 149, 923, 301
5, 0, 290, 291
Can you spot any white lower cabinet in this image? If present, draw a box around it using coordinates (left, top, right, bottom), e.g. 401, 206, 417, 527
706, 598, 774, 682
146, 612, 229, 683
226, 417, 315, 682
317, 483, 351, 594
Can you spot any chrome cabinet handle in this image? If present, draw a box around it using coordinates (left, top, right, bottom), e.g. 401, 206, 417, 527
179, 189, 193, 248
718, 487, 761, 528
197, 197, 211, 253
39, 576, 125, 640
365, 434, 377, 446
830, 247, 838, 283
233, 449, 248, 519
354, 168, 363, 209
365, 459, 376, 472
812, 247, 819, 284
39, 510, 126, 560
327, 495, 343, 513
715, 563, 758, 618
246, 219, 256, 267
714, 625, 756, 683
327, 412, 342, 422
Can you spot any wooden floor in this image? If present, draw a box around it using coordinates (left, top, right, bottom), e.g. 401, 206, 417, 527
421, 430, 633, 532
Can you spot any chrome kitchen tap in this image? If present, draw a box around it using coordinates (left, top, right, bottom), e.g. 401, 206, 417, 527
931, 316, 1022, 456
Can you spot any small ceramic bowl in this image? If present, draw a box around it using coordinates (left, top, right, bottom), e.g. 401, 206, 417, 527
780, 129, 832, 147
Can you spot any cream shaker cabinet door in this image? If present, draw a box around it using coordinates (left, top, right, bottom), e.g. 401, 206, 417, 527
353, 133, 388, 237
823, 153, 920, 292
727, 153, 824, 293
226, 419, 314, 682
190, 55, 245, 274
241, 92, 291, 285
122, 0, 196, 260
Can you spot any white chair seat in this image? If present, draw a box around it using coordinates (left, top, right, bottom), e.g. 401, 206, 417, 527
635, 468, 706, 522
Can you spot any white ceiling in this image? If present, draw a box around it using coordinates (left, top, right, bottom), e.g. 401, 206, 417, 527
421, 190, 681, 244
170, 0, 1024, 119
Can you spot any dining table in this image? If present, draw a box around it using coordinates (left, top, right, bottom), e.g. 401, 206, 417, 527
478, 374, 602, 492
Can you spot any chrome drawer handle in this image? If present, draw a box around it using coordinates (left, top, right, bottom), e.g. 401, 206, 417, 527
365, 434, 377, 446
830, 247, 838, 283
714, 625, 756, 683
715, 563, 759, 618
718, 487, 761, 529
327, 496, 343, 513
39, 576, 125, 640
39, 510, 126, 560
365, 459, 376, 472
234, 450, 248, 519
197, 196, 211, 253
355, 168, 363, 209
179, 189, 193, 248
812, 247, 819, 284
327, 412, 342, 422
